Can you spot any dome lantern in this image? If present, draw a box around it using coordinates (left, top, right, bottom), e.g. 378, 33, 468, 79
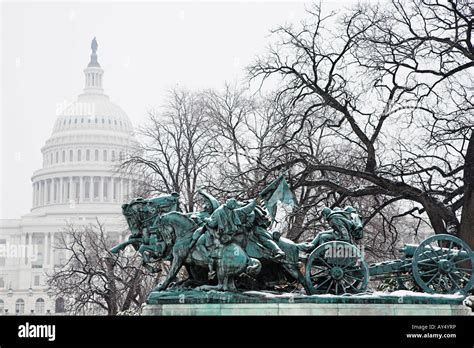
83, 37, 104, 95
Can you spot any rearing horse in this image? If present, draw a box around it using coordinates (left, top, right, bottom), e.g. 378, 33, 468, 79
151, 211, 261, 292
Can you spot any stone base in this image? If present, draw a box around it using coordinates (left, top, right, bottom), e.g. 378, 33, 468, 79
143, 290, 472, 316
141, 302, 472, 316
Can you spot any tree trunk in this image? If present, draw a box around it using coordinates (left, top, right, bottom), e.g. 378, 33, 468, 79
287, 208, 309, 241
121, 270, 141, 311
105, 257, 118, 315
460, 131, 474, 249
423, 196, 459, 236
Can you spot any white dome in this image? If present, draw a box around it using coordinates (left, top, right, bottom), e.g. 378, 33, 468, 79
53, 94, 134, 135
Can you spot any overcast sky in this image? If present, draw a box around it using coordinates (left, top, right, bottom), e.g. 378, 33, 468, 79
1, 0, 363, 219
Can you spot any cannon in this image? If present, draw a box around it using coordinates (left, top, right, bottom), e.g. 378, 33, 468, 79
303, 234, 474, 295
369, 234, 474, 294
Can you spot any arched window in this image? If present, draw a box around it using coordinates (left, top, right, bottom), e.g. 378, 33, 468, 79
69, 150, 73, 161
111, 151, 115, 161
86, 150, 90, 161
94, 149, 99, 161
55, 298, 65, 313
62, 151, 65, 162
35, 298, 45, 314
0, 299, 4, 313
77, 150, 82, 161
15, 299, 25, 314
103, 150, 107, 161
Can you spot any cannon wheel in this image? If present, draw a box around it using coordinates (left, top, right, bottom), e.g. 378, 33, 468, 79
412, 234, 474, 294
305, 241, 369, 295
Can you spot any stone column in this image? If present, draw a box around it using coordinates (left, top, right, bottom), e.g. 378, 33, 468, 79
43, 180, 46, 205
89, 177, 93, 201
40, 181, 44, 206
36, 182, 39, 206
52, 179, 57, 203
100, 177, 104, 202
48, 179, 52, 204
59, 178, 64, 204
36, 182, 40, 206
111, 178, 115, 201
69, 177, 73, 203
80, 177, 84, 202
103, 177, 107, 202
107, 177, 112, 202
51, 179, 55, 203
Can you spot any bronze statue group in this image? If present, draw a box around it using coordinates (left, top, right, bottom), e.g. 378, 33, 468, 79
112, 176, 364, 294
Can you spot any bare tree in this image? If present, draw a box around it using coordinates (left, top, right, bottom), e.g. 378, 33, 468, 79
201, 85, 284, 200
122, 89, 220, 212
351, 0, 474, 245
47, 220, 156, 315
249, 1, 473, 246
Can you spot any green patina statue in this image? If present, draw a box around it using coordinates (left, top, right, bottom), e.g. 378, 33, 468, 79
298, 206, 364, 253
111, 175, 474, 299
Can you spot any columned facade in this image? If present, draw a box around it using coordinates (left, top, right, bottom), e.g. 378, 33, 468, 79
30, 176, 139, 207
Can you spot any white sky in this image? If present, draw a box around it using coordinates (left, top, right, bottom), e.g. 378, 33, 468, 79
1, 0, 361, 219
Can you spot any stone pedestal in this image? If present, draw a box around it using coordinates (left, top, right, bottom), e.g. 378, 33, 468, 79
142, 290, 472, 316
142, 302, 472, 316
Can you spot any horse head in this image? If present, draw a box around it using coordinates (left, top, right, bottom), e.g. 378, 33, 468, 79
122, 198, 149, 237
146, 192, 181, 215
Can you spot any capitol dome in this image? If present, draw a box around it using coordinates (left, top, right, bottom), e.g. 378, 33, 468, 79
30, 38, 140, 216
52, 96, 134, 135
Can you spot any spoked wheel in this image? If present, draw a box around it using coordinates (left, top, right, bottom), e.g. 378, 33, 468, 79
412, 234, 474, 294
305, 241, 368, 295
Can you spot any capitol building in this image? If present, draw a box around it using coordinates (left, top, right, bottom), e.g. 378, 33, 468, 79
0, 39, 140, 314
